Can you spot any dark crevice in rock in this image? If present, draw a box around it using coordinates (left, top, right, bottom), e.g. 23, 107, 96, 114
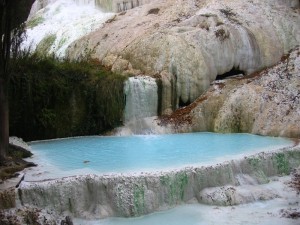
216, 68, 245, 80
156, 78, 163, 116
148, 8, 160, 15
179, 97, 191, 108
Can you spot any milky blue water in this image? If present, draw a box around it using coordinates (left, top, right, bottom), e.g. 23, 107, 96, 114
76, 199, 298, 225
29, 132, 293, 175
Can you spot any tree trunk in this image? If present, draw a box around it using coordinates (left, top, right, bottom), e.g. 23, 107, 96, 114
0, 0, 33, 165
0, 77, 9, 165
0, 0, 11, 166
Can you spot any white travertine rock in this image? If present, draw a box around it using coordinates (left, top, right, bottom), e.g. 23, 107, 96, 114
19, 147, 300, 219
67, 0, 300, 108
157, 47, 300, 138
199, 185, 280, 206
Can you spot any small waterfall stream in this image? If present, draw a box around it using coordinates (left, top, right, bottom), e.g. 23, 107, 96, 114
124, 76, 158, 123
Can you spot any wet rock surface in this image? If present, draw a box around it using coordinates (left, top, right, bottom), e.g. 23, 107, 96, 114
199, 184, 280, 206
0, 138, 36, 183
289, 166, 300, 194
0, 206, 71, 225
18, 146, 300, 219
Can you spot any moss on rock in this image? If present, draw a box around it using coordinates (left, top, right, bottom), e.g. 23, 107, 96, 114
275, 153, 290, 175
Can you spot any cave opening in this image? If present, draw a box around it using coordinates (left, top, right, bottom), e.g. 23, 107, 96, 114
216, 67, 245, 80
179, 97, 191, 108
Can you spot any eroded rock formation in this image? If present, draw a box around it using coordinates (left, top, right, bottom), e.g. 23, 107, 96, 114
67, 0, 300, 114
161, 46, 300, 138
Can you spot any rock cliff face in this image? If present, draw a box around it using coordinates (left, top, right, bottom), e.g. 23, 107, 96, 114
25, 0, 300, 137
160, 47, 300, 138
67, 0, 300, 114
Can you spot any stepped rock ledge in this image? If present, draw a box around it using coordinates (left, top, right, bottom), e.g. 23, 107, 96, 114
18, 145, 300, 219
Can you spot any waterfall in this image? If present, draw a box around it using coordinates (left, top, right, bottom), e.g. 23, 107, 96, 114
124, 76, 158, 123
73, 0, 113, 11
74, 0, 155, 12
116, 75, 175, 135
23, 0, 114, 57
24, 0, 156, 56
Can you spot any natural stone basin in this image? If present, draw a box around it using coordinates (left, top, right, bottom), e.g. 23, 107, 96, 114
27, 133, 293, 179
20, 133, 300, 221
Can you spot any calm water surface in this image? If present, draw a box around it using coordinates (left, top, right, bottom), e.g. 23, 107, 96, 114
29, 132, 292, 174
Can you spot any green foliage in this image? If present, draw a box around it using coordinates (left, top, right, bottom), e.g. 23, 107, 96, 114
36, 34, 56, 55
8, 144, 32, 159
133, 185, 145, 216
275, 153, 290, 175
57, 37, 67, 49
9, 54, 126, 141
160, 172, 188, 204
253, 169, 269, 184
26, 16, 45, 28
248, 157, 260, 169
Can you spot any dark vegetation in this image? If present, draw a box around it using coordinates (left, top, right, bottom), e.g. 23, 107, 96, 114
1, 0, 35, 166
219, 8, 242, 25
219, 8, 236, 18
215, 28, 230, 41
148, 8, 160, 15
0, 0, 125, 180
9, 54, 126, 141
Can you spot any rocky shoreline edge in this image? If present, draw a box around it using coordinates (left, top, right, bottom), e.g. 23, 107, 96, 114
1, 138, 300, 224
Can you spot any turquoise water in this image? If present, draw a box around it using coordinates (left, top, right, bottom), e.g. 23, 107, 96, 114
29, 132, 293, 174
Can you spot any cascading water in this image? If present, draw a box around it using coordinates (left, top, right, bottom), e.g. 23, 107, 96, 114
122, 76, 158, 134
92, 0, 155, 12
73, 0, 113, 11
23, 0, 155, 57
23, 0, 114, 57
